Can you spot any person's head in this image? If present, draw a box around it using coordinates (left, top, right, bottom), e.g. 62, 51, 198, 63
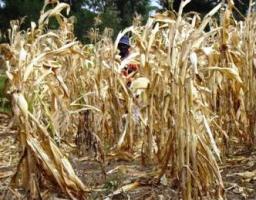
118, 35, 130, 59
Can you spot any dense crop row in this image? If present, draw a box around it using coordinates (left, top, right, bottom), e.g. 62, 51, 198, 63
1, 1, 255, 199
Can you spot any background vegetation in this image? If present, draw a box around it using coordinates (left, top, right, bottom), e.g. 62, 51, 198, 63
0, 0, 153, 43
0, 0, 251, 43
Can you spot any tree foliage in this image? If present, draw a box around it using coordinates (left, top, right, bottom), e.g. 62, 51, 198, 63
114, 0, 151, 28
0, 0, 151, 43
0, 0, 43, 31
158, 0, 251, 17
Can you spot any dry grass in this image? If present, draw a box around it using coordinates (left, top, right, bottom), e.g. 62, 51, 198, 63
0, 0, 255, 199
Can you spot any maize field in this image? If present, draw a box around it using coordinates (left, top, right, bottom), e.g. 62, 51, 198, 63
0, 0, 255, 199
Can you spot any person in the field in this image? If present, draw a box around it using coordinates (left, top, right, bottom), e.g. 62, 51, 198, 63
118, 35, 139, 86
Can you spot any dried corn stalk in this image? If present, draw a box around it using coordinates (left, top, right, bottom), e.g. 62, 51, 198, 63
2, 1, 256, 200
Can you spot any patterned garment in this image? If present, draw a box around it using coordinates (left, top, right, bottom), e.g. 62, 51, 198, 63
121, 63, 139, 86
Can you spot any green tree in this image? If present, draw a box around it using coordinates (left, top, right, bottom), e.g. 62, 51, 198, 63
0, 0, 43, 32
0, 0, 152, 43
114, 0, 152, 29
158, 0, 250, 17
158, 0, 221, 13
0, 0, 93, 42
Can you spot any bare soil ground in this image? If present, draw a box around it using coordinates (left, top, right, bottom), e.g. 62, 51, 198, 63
221, 148, 256, 200
0, 113, 255, 200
